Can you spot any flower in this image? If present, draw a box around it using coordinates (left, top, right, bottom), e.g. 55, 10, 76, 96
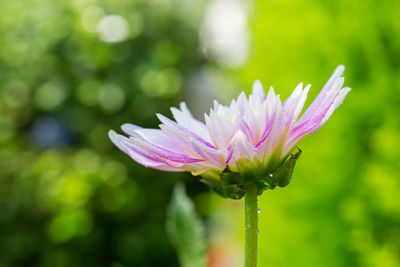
109, 65, 350, 185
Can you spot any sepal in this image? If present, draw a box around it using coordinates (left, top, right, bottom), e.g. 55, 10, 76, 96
200, 166, 245, 200
263, 148, 302, 188
200, 149, 301, 199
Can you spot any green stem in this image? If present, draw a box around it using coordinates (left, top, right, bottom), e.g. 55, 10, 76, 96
245, 182, 258, 267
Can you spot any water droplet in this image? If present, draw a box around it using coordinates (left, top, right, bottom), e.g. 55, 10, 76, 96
257, 208, 261, 213
269, 173, 273, 177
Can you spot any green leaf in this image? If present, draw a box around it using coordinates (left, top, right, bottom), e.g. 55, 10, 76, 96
166, 183, 206, 267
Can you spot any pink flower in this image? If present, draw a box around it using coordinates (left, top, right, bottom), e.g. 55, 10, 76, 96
109, 65, 350, 181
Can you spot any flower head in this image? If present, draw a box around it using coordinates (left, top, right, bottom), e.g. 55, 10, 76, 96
109, 66, 350, 195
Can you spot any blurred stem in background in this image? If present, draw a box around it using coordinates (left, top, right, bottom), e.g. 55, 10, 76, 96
245, 182, 258, 267
166, 184, 206, 267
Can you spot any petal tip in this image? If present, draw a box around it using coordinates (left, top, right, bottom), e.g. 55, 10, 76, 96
121, 123, 141, 135
108, 129, 116, 138
251, 80, 266, 100
334, 65, 345, 77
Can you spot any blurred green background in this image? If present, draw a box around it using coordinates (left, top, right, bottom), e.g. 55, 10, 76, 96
0, 0, 399, 266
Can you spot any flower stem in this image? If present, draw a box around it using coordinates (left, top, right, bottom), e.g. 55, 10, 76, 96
245, 182, 258, 267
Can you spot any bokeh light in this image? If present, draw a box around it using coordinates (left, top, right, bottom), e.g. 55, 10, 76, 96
200, 0, 249, 67
97, 15, 129, 43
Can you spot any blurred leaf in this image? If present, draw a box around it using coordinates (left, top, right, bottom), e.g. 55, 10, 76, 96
166, 184, 206, 267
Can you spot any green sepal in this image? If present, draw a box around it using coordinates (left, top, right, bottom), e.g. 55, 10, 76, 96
200, 166, 245, 200
255, 180, 269, 195
272, 149, 302, 188
219, 166, 245, 199
201, 148, 301, 198
198, 177, 220, 191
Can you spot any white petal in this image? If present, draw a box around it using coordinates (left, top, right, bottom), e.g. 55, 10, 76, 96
251, 80, 266, 102
121, 123, 142, 136
170, 104, 211, 142
205, 110, 234, 149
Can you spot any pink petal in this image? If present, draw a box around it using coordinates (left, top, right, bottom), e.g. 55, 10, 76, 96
121, 123, 142, 136
170, 102, 211, 142
297, 65, 345, 124
283, 83, 310, 132
205, 110, 234, 148
229, 130, 257, 161
157, 113, 216, 149
236, 92, 248, 115
189, 138, 224, 166
129, 136, 204, 165
237, 119, 253, 142
133, 127, 187, 153
291, 77, 345, 138
109, 130, 165, 167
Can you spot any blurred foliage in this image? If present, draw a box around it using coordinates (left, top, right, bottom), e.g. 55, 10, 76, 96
166, 184, 206, 267
0, 0, 399, 266
230, 0, 400, 267
0, 0, 208, 266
